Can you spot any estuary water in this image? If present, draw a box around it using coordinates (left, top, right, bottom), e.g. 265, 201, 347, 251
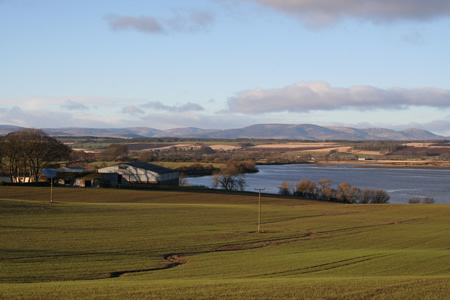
187, 164, 450, 204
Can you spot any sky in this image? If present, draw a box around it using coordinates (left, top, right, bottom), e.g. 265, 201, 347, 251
1, 0, 450, 136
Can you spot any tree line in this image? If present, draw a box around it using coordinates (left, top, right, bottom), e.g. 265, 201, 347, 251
351, 141, 407, 154
278, 179, 390, 204
0, 129, 71, 182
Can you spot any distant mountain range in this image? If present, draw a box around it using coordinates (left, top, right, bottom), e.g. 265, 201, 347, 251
0, 124, 447, 141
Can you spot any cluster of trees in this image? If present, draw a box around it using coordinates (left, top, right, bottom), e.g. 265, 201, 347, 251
409, 196, 435, 204
98, 144, 129, 161
71, 143, 129, 163
135, 145, 304, 165
352, 141, 407, 154
70, 142, 279, 167
176, 163, 219, 176
279, 179, 390, 204
0, 129, 71, 182
395, 150, 429, 158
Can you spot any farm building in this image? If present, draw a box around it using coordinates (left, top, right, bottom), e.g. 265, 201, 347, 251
41, 167, 118, 188
0, 175, 12, 183
97, 162, 179, 187
55, 172, 103, 188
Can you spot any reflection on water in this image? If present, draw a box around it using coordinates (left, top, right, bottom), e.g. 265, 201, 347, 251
187, 164, 450, 204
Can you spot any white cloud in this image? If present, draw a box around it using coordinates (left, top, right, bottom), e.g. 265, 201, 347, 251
105, 15, 165, 34
166, 9, 215, 33
105, 9, 215, 34
136, 111, 255, 130
0, 106, 77, 128
242, 0, 450, 27
0, 96, 129, 110
227, 81, 450, 114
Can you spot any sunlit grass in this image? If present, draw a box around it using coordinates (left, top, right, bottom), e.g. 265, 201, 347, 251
1, 186, 448, 298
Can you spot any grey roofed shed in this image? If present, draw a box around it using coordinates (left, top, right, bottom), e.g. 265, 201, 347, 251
97, 162, 179, 186
125, 162, 177, 174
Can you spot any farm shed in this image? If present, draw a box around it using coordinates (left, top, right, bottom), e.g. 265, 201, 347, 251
41, 168, 118, 188
49, 171, 103, 187
97, 162, 179, 186
58, 166, 87, 173
0, 175, 12, 183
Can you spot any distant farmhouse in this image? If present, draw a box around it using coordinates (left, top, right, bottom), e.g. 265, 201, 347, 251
41, 162, 179, 188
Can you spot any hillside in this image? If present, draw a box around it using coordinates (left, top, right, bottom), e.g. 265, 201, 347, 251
0, 124, 446, 140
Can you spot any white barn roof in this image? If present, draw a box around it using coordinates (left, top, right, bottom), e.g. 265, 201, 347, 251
123, 162, 176, 174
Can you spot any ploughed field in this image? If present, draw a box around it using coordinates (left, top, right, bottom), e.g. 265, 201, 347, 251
1, 187, 449, 299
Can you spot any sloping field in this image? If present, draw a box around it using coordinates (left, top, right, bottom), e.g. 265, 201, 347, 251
0, 187, 449, 299
244, 142, 353, 153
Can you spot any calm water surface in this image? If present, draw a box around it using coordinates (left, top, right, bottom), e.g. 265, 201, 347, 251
187, 164, 450, 204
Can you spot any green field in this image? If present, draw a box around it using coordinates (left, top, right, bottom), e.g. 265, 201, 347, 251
1, 187, 449, 299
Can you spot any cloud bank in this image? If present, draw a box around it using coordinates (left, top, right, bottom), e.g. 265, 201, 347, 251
106, 15, 164, 33
61, 100, 88, 111
141, 101, 205, 112
227, 81, 450, 114
105, 9, 215, 34
244, 0, 450, 26
122, 106, 145, 115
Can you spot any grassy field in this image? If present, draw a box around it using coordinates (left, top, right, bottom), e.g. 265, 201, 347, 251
1, 186, 449, 299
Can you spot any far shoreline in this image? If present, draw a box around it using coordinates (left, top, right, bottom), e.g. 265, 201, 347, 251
313, 160, 450, 169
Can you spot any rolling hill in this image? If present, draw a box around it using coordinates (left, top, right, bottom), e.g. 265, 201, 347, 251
0, 124, 446, 140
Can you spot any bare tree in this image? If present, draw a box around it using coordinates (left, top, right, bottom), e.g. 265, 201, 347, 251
409, 197, 421, 204
296, 179, 311, 196
295, 179, 318, 198
3, 131, 26, 182
318, 179, 332, 200
360, 189, 373, 204
409, 196, 435, 204
178, 173, 188, 186
337, 183, 361, 203
279, 181, 294, 195
70, 150, 88, 162
423, 196, 435, 204
370, 189, 390, 203
3, 129, 71, 182
212, 168, 246, 191
322, 187, 336, 201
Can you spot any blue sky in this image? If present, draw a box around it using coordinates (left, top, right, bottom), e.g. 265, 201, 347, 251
1, 0, 450, 136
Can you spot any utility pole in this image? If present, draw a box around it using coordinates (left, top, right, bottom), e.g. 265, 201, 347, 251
50, 177, 53, 203
254, 188, 265, 233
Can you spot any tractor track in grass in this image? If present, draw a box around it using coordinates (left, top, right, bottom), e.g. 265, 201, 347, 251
107, 233, 317, 279
108, 237, 302, 278
107, 217, 428, 279
245, 253, 395, 278
109, 254, 187, 278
